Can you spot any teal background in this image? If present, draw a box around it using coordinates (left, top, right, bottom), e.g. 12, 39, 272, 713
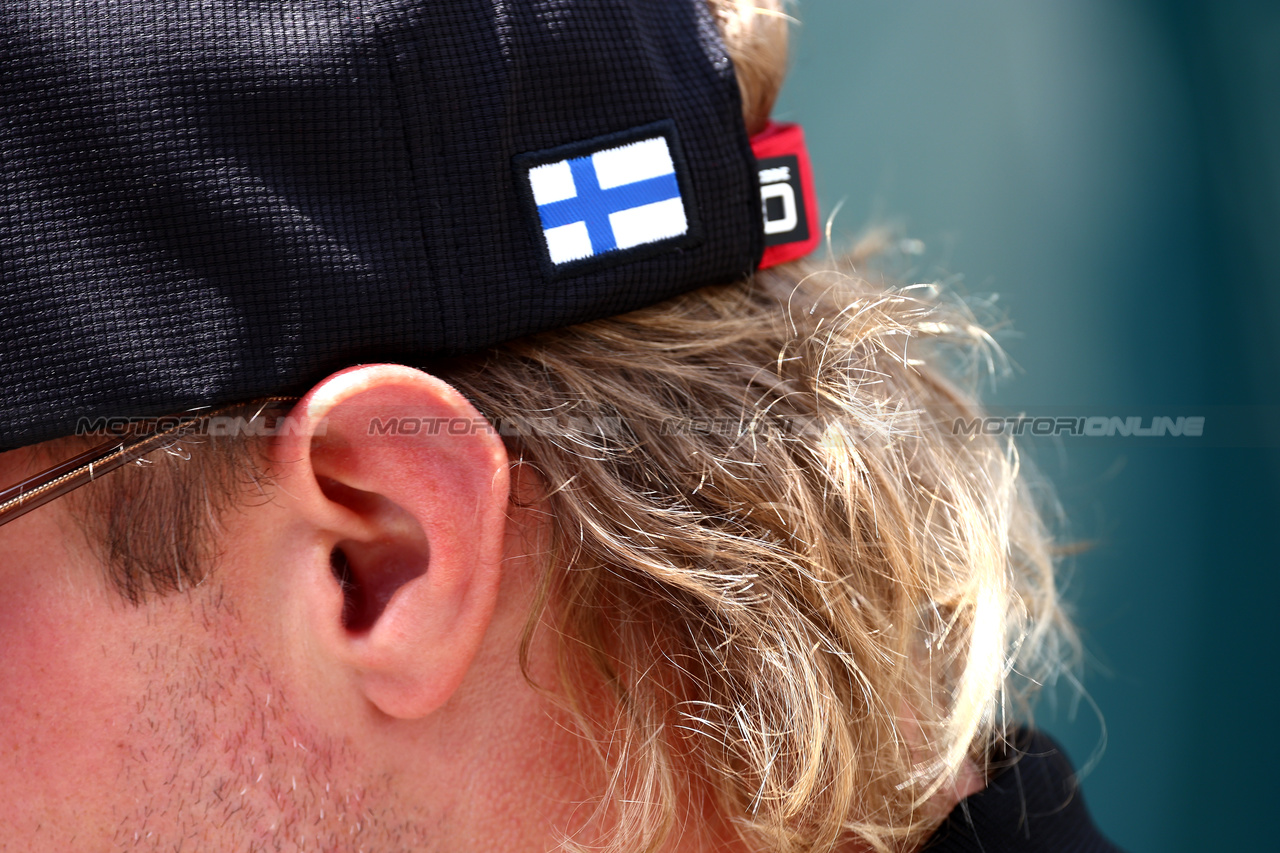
776, 2, 1279, 850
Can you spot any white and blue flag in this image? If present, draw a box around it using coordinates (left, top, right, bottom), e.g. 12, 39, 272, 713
526, 134, 689, 267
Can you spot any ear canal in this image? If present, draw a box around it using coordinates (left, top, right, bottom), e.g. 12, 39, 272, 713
330, 546, 366, 631
316, 472, 432, 634
329, 537, 432, 634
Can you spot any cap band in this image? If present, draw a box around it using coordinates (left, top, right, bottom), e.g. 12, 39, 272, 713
752, 122, 821, 269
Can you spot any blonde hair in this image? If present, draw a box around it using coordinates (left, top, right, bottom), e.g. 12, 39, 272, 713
435, 6, 1076, 849
439, 252, 1072, 852
75, 3, 1076, 850
710, 0, 791, 136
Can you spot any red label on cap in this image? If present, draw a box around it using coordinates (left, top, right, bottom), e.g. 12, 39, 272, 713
751, 122, 820, 268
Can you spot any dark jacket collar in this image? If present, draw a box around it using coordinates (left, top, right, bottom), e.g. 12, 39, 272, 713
924, 729, 1125, 853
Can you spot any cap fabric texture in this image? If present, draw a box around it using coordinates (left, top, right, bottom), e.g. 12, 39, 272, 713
1, 0, 762, 447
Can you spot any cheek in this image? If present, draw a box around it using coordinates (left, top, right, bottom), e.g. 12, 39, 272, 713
0, 554, 145, 838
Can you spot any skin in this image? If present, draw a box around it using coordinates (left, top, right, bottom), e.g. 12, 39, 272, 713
0, 365, 981, 852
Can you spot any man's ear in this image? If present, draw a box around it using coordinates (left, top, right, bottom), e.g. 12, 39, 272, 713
270, 364, 510, 719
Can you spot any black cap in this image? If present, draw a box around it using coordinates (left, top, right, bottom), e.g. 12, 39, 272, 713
1, 0, 763, 447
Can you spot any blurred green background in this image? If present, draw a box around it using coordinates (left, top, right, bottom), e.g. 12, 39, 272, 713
776, 2, 1279, 850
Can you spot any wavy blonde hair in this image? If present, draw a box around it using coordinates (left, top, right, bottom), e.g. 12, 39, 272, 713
440, 251, 1072, 852
74, 3, 1075, 851
435, 5, 1075, 850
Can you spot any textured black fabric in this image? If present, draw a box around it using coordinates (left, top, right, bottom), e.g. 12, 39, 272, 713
1, 0, 762, 447
926, 729, 1126, 853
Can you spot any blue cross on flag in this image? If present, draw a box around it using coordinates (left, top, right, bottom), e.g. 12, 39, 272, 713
524, 127, 691, 268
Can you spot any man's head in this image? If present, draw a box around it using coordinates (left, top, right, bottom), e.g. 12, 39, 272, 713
0, 2, 1072, 851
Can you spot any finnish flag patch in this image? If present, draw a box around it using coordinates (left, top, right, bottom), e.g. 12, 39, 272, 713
515, 122, 699, 275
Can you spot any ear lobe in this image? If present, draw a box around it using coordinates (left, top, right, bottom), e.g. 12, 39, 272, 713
275, 364, 510, 719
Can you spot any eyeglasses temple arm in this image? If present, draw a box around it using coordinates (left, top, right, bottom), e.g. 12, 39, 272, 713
0, 397, 296, 528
